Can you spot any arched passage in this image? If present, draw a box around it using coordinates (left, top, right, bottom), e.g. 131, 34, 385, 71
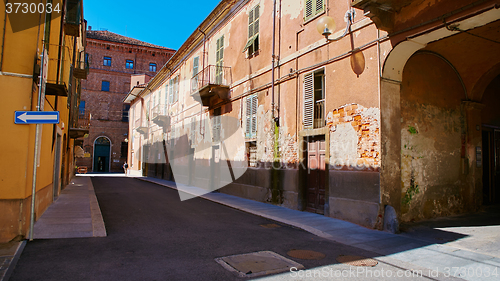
93, 136, 111, 172
379, 8, 500, 225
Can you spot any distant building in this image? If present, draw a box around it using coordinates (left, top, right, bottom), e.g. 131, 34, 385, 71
76, 29, 175, 173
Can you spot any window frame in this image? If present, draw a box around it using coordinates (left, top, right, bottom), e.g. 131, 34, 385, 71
243, 4, 260, 57
126, 59, 134, 69
103, 56, 111, 66
304, 0, 325, 23
101, 80, 110, 92
303, 68, 325, 130
149, 63, 157, 72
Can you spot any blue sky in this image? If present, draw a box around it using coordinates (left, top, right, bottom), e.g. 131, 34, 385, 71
83, 0, 221, 50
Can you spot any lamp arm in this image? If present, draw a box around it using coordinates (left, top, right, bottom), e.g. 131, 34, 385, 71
326, 10, 354, 42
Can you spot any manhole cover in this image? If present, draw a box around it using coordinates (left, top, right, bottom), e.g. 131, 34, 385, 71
336, 255, 378, 267
260, 223, 281, 228
287, 249, 325, 260
215, 251, 304, 278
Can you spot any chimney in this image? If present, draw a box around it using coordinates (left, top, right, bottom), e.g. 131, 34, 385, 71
88, 26, 92, 31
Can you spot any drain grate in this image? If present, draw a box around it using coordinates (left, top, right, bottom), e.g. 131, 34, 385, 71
336, 255, 378, 267
260, 223, 281, 228
216, 251, 304, 278
287, 249, 325, 260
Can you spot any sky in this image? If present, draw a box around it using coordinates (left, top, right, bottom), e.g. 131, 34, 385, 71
83, 0, 221, 50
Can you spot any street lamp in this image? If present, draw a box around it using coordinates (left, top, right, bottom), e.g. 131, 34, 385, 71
316, 10, 365, 77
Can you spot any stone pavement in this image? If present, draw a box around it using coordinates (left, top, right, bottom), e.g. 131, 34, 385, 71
139, 176, 500, 281
0, 175, 106, 281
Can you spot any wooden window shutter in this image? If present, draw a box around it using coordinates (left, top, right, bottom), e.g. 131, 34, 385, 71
304, 0, 313, 21
174, 76, 179, 103
303, 73, 314, 129
316, 0, 324, 14
250, 94, 257, 138
169, 79, 173, 104
254, 5, 259, 36
248, 8, 254, 38
193, 57, 199, 75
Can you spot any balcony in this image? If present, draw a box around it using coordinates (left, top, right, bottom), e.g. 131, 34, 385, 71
351, 0, 401, 31
73, 52, 89, 79
135, 118, 148, 135
191, 65, 231, 107
64, 0, 82, 37
151, 104, 171, 128
45, 44, 71, 97
69, 111, 90, 139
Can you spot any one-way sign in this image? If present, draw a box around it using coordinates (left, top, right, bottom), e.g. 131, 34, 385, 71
15, 111, 59, 124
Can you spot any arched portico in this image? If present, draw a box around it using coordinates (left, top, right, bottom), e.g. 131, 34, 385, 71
379, 7, 500, 227
93, 136, 112, 173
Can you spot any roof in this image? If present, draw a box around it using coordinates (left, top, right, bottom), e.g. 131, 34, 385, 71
86, 30, 175, 51
123, 84, 147, 104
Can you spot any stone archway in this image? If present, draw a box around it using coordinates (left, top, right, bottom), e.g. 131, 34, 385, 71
379, 7, 500, 226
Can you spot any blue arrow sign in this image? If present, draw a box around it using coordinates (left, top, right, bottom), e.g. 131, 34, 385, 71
15, 111, 59, 124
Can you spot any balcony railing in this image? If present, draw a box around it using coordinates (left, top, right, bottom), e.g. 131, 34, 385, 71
134, 118, 148, 135
151, 104, 171, 128
191, 65, 231, 107
64, 0, 82, 37
73, 51, 89, 79
69, 110, 89, 139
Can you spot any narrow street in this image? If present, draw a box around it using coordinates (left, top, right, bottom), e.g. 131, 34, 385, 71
9, 177, 433, 280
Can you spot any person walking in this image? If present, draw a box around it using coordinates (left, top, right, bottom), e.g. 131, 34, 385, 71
123, 162, 129, 175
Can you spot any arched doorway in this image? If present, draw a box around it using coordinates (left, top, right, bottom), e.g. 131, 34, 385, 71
93, 136, 111, 172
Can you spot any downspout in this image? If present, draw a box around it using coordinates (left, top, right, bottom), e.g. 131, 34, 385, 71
29, 1, 49, 241
271, 0, 281, 204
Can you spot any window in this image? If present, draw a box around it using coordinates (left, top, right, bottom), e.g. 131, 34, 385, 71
212, 107, 221, 143
303, 69, 325, 129
168, 76, 179, 104
243, 5, 260, 56
245, 94, 257, 139
78, 100, 85, 117
149, 63, 157, 72
121, 142, 128, 158
304, 0, 325, 22
85, 53, 90, 67
215, 36, 224, 84
103, 56, 111, 66
246, 141, 257, 167
191, 56, 199, 93
101, 80, 110, 92
126, 59, 134, 69
122, 104, 130, 122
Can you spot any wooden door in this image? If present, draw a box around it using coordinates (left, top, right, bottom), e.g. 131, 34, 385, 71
306, 136, 326, 214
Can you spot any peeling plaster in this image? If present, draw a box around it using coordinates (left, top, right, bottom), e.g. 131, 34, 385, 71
282, 0, 302, 20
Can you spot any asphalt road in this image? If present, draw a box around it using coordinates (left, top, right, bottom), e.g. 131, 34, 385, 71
10, 177, 430, 280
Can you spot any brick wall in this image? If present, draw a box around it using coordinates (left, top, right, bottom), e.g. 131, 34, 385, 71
76, 33, 175, 172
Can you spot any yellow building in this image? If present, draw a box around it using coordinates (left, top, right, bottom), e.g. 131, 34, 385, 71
0, 0, 87, 242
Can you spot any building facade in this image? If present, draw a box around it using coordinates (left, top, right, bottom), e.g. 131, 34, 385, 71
0, 0, 86, 242
125, 0, 500, 230
76, 30, 174, 173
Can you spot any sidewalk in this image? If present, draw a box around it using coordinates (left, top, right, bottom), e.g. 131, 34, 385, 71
0, 175, 106, 281
139, 176, 500, 281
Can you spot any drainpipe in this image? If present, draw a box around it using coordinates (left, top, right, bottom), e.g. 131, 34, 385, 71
271, 0, 276, 121
29, 2, 49, 241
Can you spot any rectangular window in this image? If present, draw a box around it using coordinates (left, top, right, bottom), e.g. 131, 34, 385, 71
246, 141, 257, 167
212, 107, 221, 143
101, 80, 110, 92
122, 104, 130, 122
245, 94, 257, 139
85, 53, 90, 67
149, 63, 157, 72
215, 36, 224, 84
191, 56, 200, 93
243, 5, 260, 56
121, 142, 128, 158
303, 69, 325, 129
78, 100, 85, 116
304, 0, 325, 22
169, 76, 179, 103
103, 56, 111, 66
126, 59, 134, 69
